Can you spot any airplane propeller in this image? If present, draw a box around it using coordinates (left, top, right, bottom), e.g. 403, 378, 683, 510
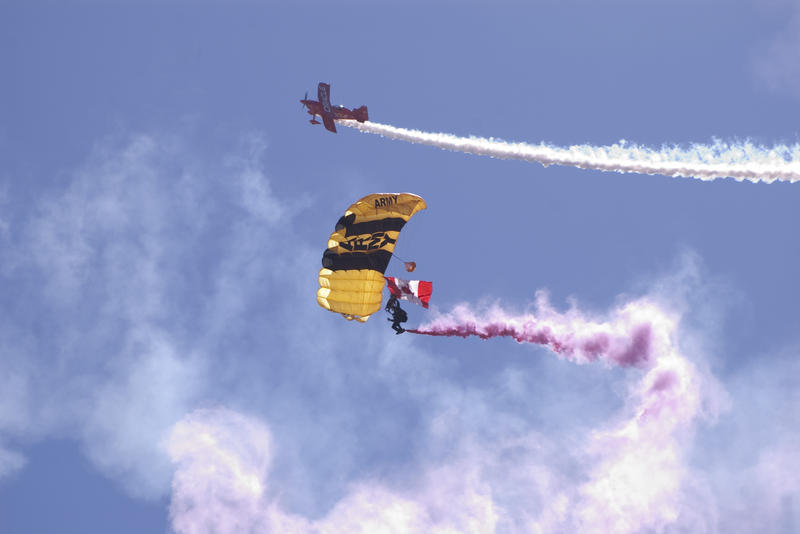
301, 91, 308, 110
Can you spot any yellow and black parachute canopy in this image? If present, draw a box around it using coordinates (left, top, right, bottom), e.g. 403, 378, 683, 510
317, 193, 426, 322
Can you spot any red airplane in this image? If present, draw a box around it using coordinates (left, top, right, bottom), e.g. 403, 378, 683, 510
300, 82, 369, 133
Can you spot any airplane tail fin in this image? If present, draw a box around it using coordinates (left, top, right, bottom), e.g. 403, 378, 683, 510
353, 106, 369, 122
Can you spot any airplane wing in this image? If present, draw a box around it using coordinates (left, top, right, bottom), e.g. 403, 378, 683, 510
322, 115, 337, 133
318, 82, 332, 114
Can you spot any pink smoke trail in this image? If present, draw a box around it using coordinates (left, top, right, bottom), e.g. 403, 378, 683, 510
408, 297, 673, 369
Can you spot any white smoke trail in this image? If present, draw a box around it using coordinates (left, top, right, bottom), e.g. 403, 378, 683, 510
339, 120, 800, 183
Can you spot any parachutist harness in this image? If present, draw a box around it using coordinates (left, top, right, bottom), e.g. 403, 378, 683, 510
385, 295, 408, 334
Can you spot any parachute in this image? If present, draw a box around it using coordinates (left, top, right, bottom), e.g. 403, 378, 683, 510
317, 193, 427, 322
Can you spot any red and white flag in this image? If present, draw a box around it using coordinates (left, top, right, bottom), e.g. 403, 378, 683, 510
385, 277, 433, 309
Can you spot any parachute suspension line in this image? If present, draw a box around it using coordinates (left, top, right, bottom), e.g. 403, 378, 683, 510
390, 251, 408, 263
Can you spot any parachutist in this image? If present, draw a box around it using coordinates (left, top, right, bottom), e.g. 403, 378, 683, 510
385, 296, 408, 334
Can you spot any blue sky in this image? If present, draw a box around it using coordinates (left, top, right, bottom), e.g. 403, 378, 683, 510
1, 1, 798, 532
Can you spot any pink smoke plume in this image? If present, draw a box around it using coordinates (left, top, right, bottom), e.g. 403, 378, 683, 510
168, 293, 725, 533
408, 293, 674, 369
408, 293, 714, 531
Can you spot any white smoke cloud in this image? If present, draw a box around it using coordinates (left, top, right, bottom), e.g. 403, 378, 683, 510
168, 408, 505, 534
0, 131, 297, 499
81, 326, 206, 499
0, 445, 26, 480
708, 344, 800, 533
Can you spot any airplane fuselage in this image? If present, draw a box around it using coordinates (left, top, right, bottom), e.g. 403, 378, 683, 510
301, 101, 367, 121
